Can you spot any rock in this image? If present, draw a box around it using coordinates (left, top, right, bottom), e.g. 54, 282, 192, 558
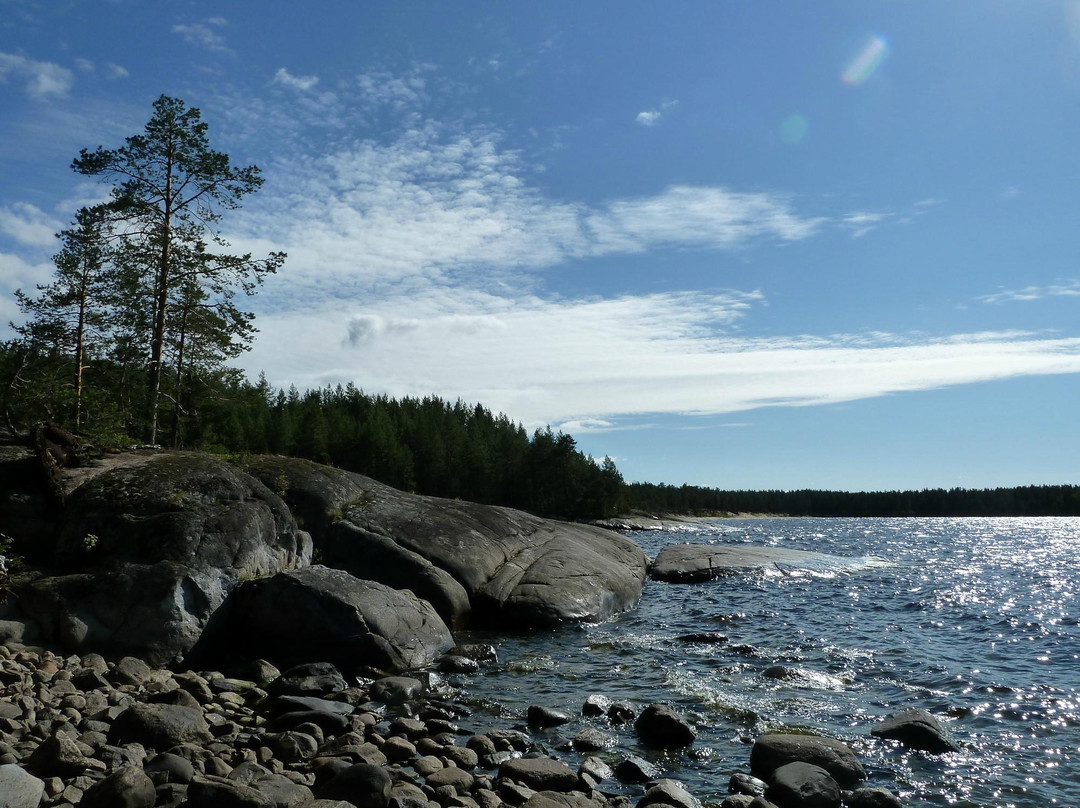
13, 454, 311, 665
577, 756, 613, 786
268, 662, 348, 697
522, 793, 596, 808
650, 545, 869, 584
527, 705, 571, 728
613, 756, 661, 784
450, 644, 498, 663
870, 709, 960, 753
108, 702, 213, 750
426, 766, 474, 792
316, 763, 392, 807
0, 762, 45, 808
250, 773, 314, 807
581, 695, 611, 717
109, 656, 153, 687
843, 788, 902, 808
443, 746, 479, 770
607, 703, 635, 724
749, 735, 865, 788
635, 704, 695, 748
728, 774, 767, 798
439, 655, 481, 674
637, 780, 701, 808
572, 728, 609, 752
767, 762, 840, 808
245, 456, 648, 628
676, 632, 728, 644
81, 765, 156, 808
370, 676, 425, 705
719, 798, 755, 808
193, 567, 453, 674
498, 758, 579, 792
25, 732, 89, 778
188, 774, 276, 807
145, 752, 196, 784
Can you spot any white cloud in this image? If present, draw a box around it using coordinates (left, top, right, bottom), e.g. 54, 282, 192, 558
0, 251, 55, 330
355, 66, 433, 110
977, 279, 1080, 304
105, 63, 129, 79
636, 99, 679, 127
172, 18, 230, 53
273, 68, 319, 92
0, 203, 62, 248
0, 51, 74, 99
75, 58, 94, 73
241, 284, 1080, 430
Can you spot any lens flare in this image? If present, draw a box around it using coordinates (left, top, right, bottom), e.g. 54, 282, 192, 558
780, 114, 809, 144
842, 35, 889, 85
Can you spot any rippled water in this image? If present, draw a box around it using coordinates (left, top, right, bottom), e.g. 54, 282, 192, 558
451, 518, 1080, 808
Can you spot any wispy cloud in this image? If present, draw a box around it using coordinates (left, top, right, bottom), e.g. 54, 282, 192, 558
105, 63, 129, 79
172, 18, 230, 53
0, 51, 74, 99
977, 279, 1080, 304
273, 67, 319, 92
0, 203, 62, 248
841, 211, 888, 238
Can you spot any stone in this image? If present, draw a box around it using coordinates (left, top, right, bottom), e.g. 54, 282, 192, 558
572, 729, 608, 752
607, 703, 635, 724
244, 456, 648, 628
80, 765, 156, 808
650, 544, 868, 584
187, 774, 276, 807
145, 752, 196, 784
439, 656, 481, 674
443, 746, 479, 770
767, 762, 840, 808
522, 793, 597, 808
267, 663, 348, 698
196, 569, 454, 675
637, 780, 701, 808
370, 676, 424, 705
426, 766, 474, 792
844, 788, 902, 808
749, 735, 865, 788
577, 756, 613, 786
635, 704, 695, 748
614, 756, 662, 784
581, 695, 611, 717
25, 732, 89, 778
527, 705, 571, 728
109, 702, 213, 749
870, 709, 960, 754
729, 774, 767, 798
251, 773, 314, 807
316, 763, 392, 808
0, 763, 45, 808
498, 758, 579, 792
109, 656, 152, 687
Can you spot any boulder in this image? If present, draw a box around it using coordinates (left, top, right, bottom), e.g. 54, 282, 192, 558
650, 545, 869, 583
749, 735, 865, 788
10, 453, 311, 664
81, 765, 156, 808
267, 663, 348, 698
245, 456, 648, 627
637, 779, 701, 808
188, 774, 276, 807
0, 762, 46, 808
613, 755, 662, 784
870, 708, 960, 753
844, 788, 902, 808
316, 763, 392, 807
635, 703, 695, 748
527, 705, 572, 728
191, 567, 454, 674
767, 762, 840, 808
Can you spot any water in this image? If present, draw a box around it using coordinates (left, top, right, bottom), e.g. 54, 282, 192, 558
450, 518, 1080, 807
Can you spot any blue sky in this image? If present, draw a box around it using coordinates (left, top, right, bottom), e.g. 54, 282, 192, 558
2, 1, 1079, 491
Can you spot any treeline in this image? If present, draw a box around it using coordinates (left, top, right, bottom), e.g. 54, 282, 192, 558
626, 481, 1080, 517
0, 342, 625, 520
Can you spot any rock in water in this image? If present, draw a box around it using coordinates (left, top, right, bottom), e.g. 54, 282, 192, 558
650, 544, 866, 583
749, 734, 865, 788
767, 762, 841, 808
245, 456, 648, 627
192, 566, 454, 674
635, 703, 696, 748
870, 708, 960, 753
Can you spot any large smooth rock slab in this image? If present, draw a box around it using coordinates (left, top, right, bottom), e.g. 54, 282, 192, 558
650, 544, 870, 583
192, 566, 454, 674
0, 763, 45, 808
246, 456, 648, 627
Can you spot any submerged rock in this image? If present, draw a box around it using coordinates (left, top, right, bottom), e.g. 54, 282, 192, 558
650, 544, 869, 584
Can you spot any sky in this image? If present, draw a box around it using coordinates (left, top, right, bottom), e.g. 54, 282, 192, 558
2, 1, 1079, 492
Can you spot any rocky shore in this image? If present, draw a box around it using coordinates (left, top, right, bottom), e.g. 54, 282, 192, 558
0, 445, 944, 807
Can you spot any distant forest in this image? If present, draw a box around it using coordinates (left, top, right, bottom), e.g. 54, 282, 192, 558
3, 342, 1079, 520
